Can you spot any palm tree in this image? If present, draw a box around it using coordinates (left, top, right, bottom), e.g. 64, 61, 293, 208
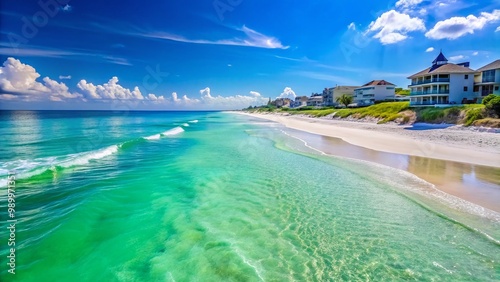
336, 94, 353, 107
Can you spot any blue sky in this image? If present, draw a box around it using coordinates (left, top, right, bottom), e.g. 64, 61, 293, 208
0, 0, 499, 110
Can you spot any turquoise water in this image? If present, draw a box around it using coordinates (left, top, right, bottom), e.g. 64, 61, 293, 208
0, 110, 499, 281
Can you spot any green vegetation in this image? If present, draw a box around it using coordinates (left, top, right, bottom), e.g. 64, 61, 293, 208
244, 99, 500, 127
335, 94, 354, 107
395, 88, 410, 96
483, 94, 500, 117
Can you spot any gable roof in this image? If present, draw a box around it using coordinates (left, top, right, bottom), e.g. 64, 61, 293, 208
407, 63, 475, 79
361, 80, 395, 86
476, 60, 500, 72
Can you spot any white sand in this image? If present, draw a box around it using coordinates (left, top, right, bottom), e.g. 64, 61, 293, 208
237, 112, 500, 168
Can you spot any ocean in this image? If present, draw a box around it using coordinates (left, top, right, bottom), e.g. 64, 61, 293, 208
0, 110, 499, 281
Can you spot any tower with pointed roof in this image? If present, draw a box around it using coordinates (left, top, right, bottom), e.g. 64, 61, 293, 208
407, 51, 476, 106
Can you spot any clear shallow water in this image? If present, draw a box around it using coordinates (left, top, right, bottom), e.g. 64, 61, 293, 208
0, 111, 499, 281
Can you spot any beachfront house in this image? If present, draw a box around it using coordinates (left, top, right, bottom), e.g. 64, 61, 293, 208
322, 86, 358, 106
353, 80, 396, 105
307, 95, 323, 107
474, 60, 500, 98
291, 96, 308, 108
275, 98, 291, 108
408, 51, 476, 106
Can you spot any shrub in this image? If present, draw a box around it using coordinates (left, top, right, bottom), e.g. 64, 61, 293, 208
464, 107, 484, 126
482, 94, 496, 105
485, 96, 500, 117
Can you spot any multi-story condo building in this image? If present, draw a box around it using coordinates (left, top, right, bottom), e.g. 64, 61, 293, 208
353, 80, 395, 105
474, 60, 500, 98
322, 86, 358, 106
407, 51, 476, 106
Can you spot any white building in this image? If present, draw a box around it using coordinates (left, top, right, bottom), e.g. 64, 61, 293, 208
353, 80, 396, 105
474, 59, 500, 99
291, 96, 308, 108
407, 51, 476, 106
322, 86, 358, 106
307, 95, 323, 107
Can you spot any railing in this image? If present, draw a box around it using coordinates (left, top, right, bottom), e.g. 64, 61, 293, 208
410, 90, 450, 95
411, 78, 450, 85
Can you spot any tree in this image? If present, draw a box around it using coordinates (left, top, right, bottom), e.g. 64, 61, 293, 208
336, 94, 353, 107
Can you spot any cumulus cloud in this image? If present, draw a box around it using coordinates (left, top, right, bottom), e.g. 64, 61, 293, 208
77, 76, 144, 100
472, 51, 479, 56
147, 93, 165, 101
496, 26, 500, 32
277, 87, 296, 99
0, 57, 268, 110
59, 75, 71, 80
347, 22, 356, 30
0, 57, 79, 101
200, 87, 212, 99
368, 10, 426, 44
425, 10, 500, 39
426, 47, 435, 52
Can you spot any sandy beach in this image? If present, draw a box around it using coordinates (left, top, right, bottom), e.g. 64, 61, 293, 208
235, 111, 500, 212
238, 112, 500, 168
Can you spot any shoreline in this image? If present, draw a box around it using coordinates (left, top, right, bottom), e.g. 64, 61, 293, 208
232, 111, 500, 212
236, 112, 500, 168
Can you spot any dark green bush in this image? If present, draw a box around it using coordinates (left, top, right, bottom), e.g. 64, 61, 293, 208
482, 94, 496, 105
485, 96, 500, 117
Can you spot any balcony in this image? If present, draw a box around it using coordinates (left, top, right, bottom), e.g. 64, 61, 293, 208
410, 90, 450, 96
410, 78, 450, 86
482, 76, 496, 83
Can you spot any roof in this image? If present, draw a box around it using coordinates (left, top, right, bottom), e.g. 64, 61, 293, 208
407, 63, 475, 78
361, 80, 395, 86
476, 59, 500, 72
432, 51, 448, 64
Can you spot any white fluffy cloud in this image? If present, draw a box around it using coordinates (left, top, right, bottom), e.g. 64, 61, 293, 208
347, 22, 356, 31
426, 47, 434, 52
368, 10, 426, 44
0, 57, 79, 101
0, 58, 267, 110
77, 76, 144, 100
59, 75, 71, 80
277, 87, 296, 99
496, 26, 500, 32
425, 10, 500, 39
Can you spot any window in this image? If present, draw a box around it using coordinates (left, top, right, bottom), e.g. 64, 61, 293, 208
464, 75, 468, 79
483, 70, 496, 83
463, 86, 468, 92
495, 86, 499, 91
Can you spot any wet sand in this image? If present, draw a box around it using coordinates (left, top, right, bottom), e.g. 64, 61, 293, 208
236, 112, 500, 213
285, 128, 500, 212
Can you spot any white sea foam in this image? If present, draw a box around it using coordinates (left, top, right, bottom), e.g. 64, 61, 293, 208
144, 134, 161, 140
161, 127, 185, 136
0, 145, 120, 186
182, 123, 189, 127
188, 120, 198, 123
58, 145, 119, 168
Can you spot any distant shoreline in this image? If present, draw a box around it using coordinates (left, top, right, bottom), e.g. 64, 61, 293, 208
234, 111, 500, 168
